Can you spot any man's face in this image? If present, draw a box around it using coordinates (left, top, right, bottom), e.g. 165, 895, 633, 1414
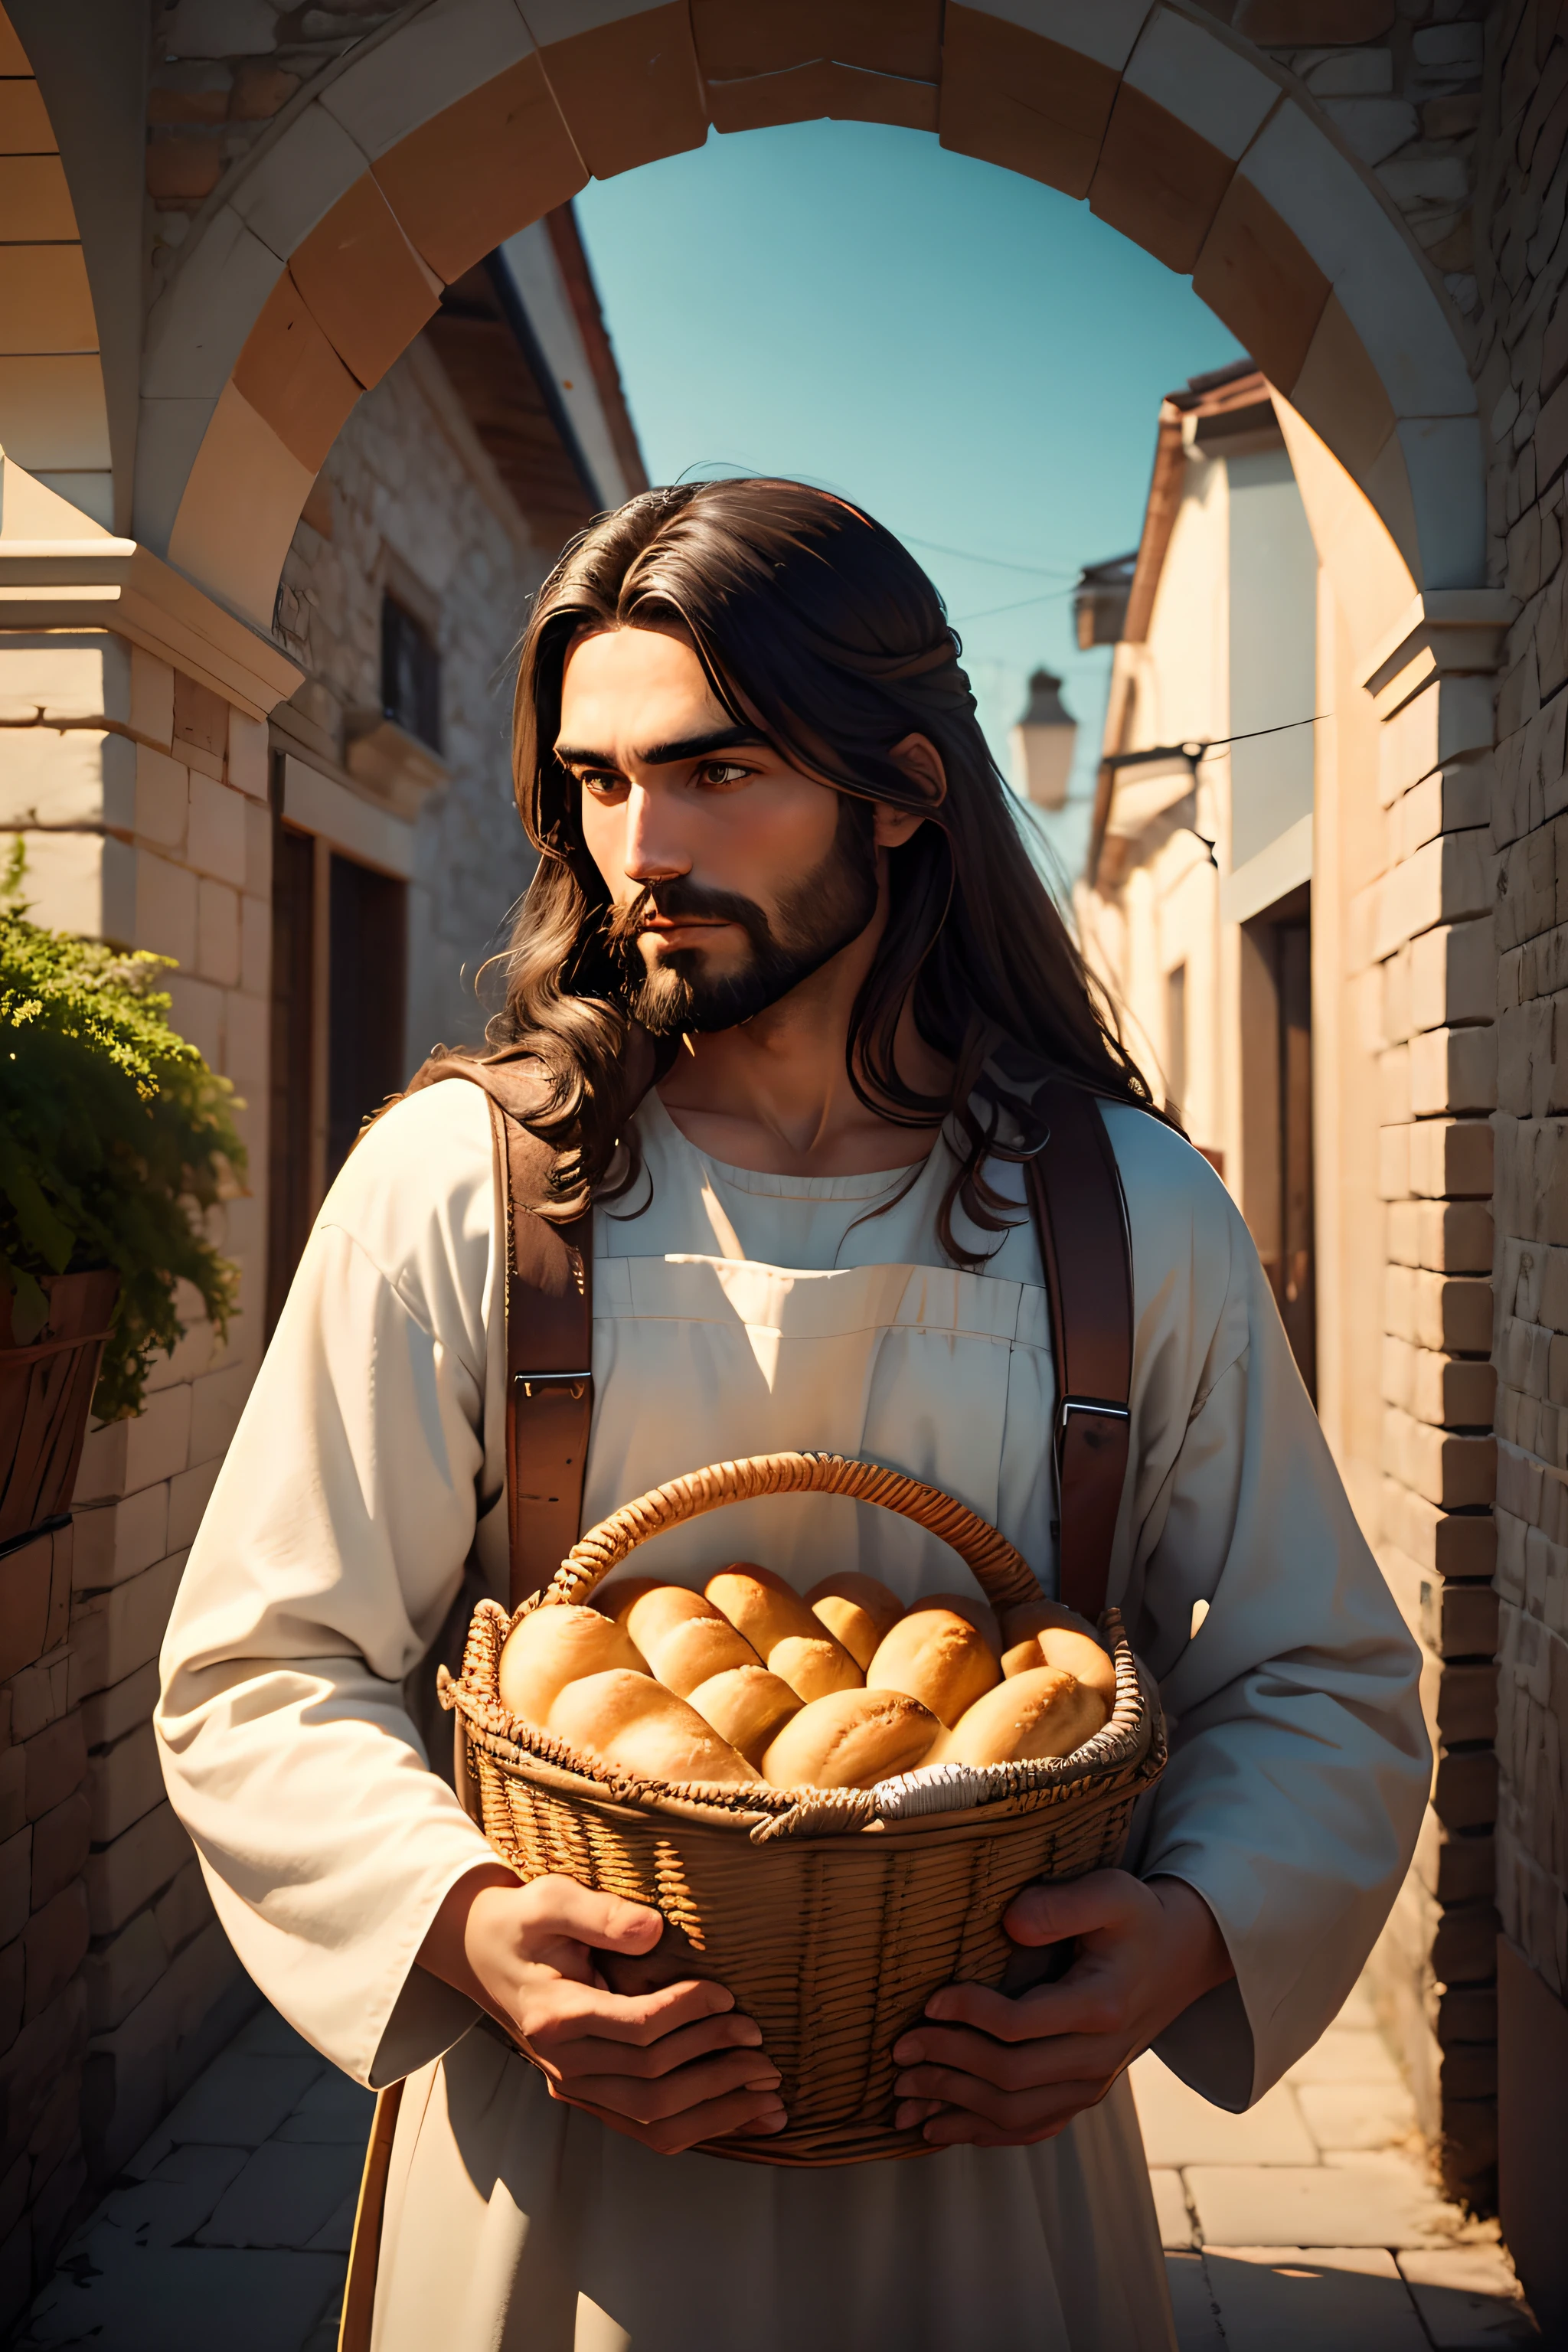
557, 624, 880, 1034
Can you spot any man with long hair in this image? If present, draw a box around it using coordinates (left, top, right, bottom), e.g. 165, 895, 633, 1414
158, 482, 1426, 2350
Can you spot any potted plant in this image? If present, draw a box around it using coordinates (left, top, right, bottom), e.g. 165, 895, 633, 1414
0, 846, 245, 1547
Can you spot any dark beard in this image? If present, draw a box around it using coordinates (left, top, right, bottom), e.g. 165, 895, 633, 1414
607, 801, 879, 1036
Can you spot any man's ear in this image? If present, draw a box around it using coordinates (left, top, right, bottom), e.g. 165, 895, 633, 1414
880, 733, 945, 844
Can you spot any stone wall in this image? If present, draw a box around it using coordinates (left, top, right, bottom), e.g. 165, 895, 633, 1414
0, 632, 273, 2318
273, 335, 550, 1066
1475, 0, 1568, 2151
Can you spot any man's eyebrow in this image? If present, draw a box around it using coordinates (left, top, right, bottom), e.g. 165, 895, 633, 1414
554, 724, 767, 770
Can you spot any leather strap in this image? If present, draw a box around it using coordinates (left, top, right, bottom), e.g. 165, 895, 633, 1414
401, 1054, 593, 1609
486, 1096, 593, 1607
1024, 1083, 1134, 1622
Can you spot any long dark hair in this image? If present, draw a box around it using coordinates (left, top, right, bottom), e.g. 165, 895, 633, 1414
494, 478, 1160, 1260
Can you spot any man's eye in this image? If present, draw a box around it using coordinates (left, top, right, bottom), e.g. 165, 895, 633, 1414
581, 770, 626, 797
698, 762, 750, 786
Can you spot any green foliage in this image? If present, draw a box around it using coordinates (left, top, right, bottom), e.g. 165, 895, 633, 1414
0, 842, 246, 1419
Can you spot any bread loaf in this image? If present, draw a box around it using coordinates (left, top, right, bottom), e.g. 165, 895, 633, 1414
498, 1604, 646, 1727
760, 1687, 941, 1790
927, 1665, 1107, 1767
620, 1585, 761, 1697
865, 1606, 999, 1727
594, 1576, 663, 1622
687, 1664, 802, 1766
999, 1600, 1116, 1713
547, 1668, 761, 1786
805, 1572, 904, 1671
909, 1589, 1001, 1656
706, 1563, 862, 1698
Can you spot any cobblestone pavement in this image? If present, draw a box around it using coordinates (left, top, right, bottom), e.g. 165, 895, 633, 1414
18, 1977, 1541, 2348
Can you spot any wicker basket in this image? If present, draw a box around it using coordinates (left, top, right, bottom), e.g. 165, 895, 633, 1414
441, 1450, 1165, 2166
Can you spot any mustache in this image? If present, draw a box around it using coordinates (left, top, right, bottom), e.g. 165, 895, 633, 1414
603, 877, 774, 951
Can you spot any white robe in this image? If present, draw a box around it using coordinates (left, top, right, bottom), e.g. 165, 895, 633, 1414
156, 1082, 1429, 2351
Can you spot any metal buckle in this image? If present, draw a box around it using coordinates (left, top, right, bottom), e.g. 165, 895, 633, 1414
514, 1370, 592, 1401
1059, 1396, 1131, 1435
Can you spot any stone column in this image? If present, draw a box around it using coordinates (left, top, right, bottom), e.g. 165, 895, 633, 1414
1363, 593, 1513, 2207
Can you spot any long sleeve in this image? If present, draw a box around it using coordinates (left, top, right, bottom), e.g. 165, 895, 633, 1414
1103, 1107, 1431, 2109
156, 1081, 507, 2087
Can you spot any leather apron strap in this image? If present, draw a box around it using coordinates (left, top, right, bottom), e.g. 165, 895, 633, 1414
1024, 1083, 1134, 1623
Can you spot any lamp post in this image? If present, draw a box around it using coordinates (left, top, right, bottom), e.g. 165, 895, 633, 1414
1011, 668, 1078, 809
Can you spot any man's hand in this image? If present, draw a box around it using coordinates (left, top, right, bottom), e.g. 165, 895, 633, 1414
891, 1872, 1233, 2148
418, 1864, 785, 2154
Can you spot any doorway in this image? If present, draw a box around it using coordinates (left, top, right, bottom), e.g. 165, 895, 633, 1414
1240, 884, 1315, 1400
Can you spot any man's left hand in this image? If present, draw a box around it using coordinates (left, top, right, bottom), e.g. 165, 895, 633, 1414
892, 1872, 1233, 2147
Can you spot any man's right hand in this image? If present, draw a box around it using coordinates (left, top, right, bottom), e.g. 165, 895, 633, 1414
417, 1864, 786, 2153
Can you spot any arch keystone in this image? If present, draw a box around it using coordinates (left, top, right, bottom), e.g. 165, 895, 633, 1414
524, 2, 708, 179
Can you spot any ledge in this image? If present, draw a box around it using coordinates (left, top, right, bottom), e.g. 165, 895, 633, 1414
344, 713, 449, 822
0, 539, 300, 718
1363, 589, 1518, 718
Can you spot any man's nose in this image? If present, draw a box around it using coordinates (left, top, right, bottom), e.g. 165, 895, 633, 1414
622, 782, 690, 884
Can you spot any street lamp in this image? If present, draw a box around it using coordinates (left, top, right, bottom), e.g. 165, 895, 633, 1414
1011, 668, 1078, 809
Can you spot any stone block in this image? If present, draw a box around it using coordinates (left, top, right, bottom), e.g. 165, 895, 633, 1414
240, 890, 268, 995
134, 745, 189, 851
0, 1755, 22, 1847
0, 1936, 21, 2058
87, 1721, 165, 1847
70, 1553, 187, 1699
123, 1383, 194, 1497
196, 2135, 364, 2249
222, 988, 268, 1087
1410, 916, 1497, 1033
30, 1792, 90, 1913
0, 1832, 28, 1949
1400, 763, 1493, 861
188, 1363, 250, 1467
154, 1857, 212, 1959
1409, 1119, 1494, 1198
226, 710, 267, 799
83, 1801, 190, 1937
0, 1534, 52, 1684
1410, 1351, 1495, 1427
0, 1978, 86, 2178
186, 773, 247, 887
1410, 1271, 1493, 1356
1380, 1042, 1411, 1124
1131, 2050, 1315, 2165
1409, 1024, 1497, 1115
80, 1661, 159, 1753
22, 1883, 88, 2025
70, 1483, 171, 1592
134, 849, 198, 971
1380, 681, 1497, 803
22, 1717, 85, 1824
167, 1457, 221, 1553
1422, 1575, 1499, 1658
196, 876, 241, 985
1426, 1658, 1499, 1744
84, 1907, 166, 2037
129, 648, 175, 749
1432, 1745, 1498, 1831
1380, 1122, 1411, 1200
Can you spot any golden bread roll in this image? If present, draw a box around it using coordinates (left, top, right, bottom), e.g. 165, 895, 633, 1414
910, 1589, 1001, 1655
547, 1668, 761, 1786
760, 1687, 941, 1790
805, 1571, 904, 1671
621, 1586, 761, 1696
927, 1665, 1107, 1767
865, 1607, 999, 1727
594, 1576, 663, 1621
999, 1600, 1116, 1713
706, 1563, 861, 1696
498, 1604, 646, 1727
765, 1631, 864, 1703
687, 1664, 802, 1766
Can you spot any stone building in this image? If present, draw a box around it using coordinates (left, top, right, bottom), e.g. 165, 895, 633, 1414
0, 0, 1565, 2334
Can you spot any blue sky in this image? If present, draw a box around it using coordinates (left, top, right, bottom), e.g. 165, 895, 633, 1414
575, 119, 1242, 885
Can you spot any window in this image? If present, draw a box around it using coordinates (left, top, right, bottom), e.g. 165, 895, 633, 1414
381, 593, 442, 752
1164, 962, 1187, 1123
266, 781, 409, 1334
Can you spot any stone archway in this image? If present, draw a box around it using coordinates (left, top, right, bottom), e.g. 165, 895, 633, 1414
126, 0, 1483, 629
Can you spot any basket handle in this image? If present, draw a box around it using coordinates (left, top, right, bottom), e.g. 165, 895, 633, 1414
537, 1450, 1046, 1616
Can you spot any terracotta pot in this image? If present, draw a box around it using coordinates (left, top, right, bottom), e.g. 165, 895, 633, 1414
0, 1269, 119, 1547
